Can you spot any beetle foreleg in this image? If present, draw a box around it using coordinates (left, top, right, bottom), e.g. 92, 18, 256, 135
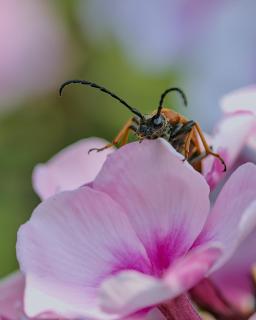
88, 118, 133, 153
120, 124, 138, 146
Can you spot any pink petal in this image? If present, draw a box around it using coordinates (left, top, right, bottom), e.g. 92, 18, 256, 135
163, 243, 222, 292
100, 270, 174, 316
196, 163, 256, 268
0, 271, 24, 319
221, 85, 256, 114
249, 314, 256, 320
32, 138, 114, 200
23, 274, 104, 319
203, 113, 255, 189
99, 243, 221, 317
211, 229, 256, 313
17, 187, 148, 318
93, 139, 210, 271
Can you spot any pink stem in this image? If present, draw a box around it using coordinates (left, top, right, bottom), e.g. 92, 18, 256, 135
159, 294, 202, 320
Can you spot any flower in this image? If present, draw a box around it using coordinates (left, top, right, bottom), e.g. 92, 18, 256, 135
191, 86, 256, 317
203, 85, 256, 190
0, 0, 71, 109
17, 139, 256, 319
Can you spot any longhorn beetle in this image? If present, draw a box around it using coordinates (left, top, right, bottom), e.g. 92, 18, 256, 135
59, 80, 226, 172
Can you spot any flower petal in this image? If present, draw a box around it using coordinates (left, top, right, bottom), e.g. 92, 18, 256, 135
211, 229, 256, 313
93, 139, 210, 272
0, 271, 24, 319
100, 271, 173, 316
32, 138, 114, 200
17, 187, 148, 318
99, 243, 221, 317
23, 273, 106, 319
203, 113, 255, 189
196, 163, 256, 268
163, 243, 222, 293
221, 85, 256, 114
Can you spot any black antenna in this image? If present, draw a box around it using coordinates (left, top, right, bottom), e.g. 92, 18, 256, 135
157, 87, 188, 117
59, 80, 144, 119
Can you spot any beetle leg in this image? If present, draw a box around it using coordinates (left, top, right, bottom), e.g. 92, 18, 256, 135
189, 149, 209, 164
88, 118, 133, 153
194, 122, 227, 172
120, 124, 138, 146
184, 129, 194, 160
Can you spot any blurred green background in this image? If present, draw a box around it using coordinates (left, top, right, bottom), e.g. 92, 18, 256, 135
1, 0, 255, 277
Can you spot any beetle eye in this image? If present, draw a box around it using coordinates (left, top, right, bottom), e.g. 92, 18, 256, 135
153, 116, 163, 126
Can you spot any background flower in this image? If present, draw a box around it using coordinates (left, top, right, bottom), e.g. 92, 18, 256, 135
203, 85, 256, 189
0, 0, 72, 109
192, 86, 256, 317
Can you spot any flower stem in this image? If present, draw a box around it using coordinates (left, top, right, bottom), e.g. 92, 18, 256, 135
158, 294, 202, 320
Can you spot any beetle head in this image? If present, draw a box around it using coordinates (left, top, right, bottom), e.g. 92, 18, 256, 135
137, 114, 167, 139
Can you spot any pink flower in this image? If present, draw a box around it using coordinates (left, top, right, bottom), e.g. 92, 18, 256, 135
203, 86, 256, 190
221, 85, 256, 115
0, 0, 71, 109
17, 139, 256, 319
33, 137, 114, 200
192, 86, 256, 317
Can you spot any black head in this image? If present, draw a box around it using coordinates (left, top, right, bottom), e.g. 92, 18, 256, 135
137, 114, 167, 139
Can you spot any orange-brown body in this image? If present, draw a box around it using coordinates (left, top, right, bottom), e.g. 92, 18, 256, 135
58, 79, 226, 172
90, 107, 226, 173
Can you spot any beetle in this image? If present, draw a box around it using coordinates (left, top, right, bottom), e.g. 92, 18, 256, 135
59, 80, 226, 172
